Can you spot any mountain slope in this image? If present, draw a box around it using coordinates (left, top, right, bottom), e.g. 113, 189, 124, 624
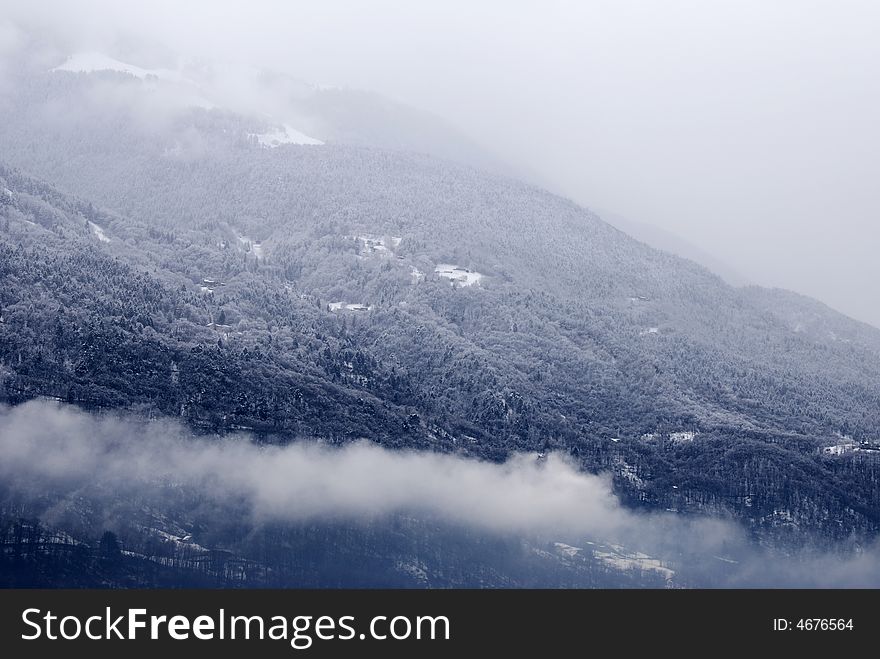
3, 46, 499, 170
595, 208, 751, 287
3, 149, 880, 544
1, 58, 880, 547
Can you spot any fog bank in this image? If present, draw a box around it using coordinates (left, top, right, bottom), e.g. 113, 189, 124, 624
2, 401, 879, 587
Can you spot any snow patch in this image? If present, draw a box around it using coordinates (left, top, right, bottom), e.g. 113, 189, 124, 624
249, 123, 323, 147
435, 264, 483, 287
617, 461, 644, 488
52, 52, 184, 82
552, 542, 582, 558
356, 234, 401, 256
88, 221, 110, 243
822, 442, 856, 456
329, 302, 373, 312
394, 559, 429, 584
148, 528, 207, 553
592, 545, 675, 582
828, 331, 849, 343
236, 233, 264, 259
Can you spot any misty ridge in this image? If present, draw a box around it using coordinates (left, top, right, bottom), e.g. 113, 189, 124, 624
2, 401, 880, 588
1, 3, 880, 589
4, 1, 880, 327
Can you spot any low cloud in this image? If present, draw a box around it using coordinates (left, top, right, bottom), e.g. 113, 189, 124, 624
0, 400, 630, 537
1, 400, 878, 587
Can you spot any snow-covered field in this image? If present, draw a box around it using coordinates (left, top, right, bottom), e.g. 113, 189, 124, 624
329, 302, 373, 312
822, 442, 856, 456
552, 540, 675, 583
435, 264, 483, 287
636, 430, 697, 444
355, 235, 402, 256
593, 545, 676, 582
249, 124, 323, 147
88, 221, 111, 243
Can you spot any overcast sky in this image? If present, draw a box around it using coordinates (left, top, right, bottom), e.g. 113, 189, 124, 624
8, 0, 880, 326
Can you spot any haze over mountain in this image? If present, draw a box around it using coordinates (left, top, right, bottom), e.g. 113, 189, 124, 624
590, 208, 751, 288
0, 34, 812, 294
4, 1, 878, 328
1, 15, 879, 588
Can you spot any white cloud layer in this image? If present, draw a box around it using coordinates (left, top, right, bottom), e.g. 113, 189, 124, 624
2, 401, 879, 587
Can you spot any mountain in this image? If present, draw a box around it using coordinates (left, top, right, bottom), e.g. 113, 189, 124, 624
594, 208, 751, 287
4, 45, 501, 171
1, 48, 880, 587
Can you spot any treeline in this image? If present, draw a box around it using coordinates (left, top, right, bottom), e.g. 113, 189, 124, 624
0, 512, 668, 589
